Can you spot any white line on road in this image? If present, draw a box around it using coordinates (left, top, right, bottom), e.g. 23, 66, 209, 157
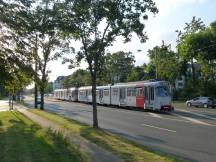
141, 123, 176, 133
173, 113, 214, 126
148, 112, 162, 118
177, 109, 216, 121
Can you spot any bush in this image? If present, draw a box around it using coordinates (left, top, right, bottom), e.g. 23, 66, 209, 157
173, 80, 216, 101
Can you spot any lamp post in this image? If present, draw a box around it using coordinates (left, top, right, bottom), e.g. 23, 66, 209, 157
155, 47, 158, 80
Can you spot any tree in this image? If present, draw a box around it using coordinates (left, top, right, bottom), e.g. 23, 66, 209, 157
5, 70, 31, 110
0, 0, 73, 110
63, 69, 91, 88
103, 51, 135, 83
0, 0, 40, 108
176, 16, 206, 82
148, 43, 180, 85
31, 0, 74, 110
127, 64, 147, 82
44, 82, 53, 94
179, 21, 216, 81
58, 0, 158, 127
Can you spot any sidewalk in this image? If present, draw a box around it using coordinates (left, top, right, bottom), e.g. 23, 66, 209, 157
15, 104, 122, 162
0, 100, 10, 112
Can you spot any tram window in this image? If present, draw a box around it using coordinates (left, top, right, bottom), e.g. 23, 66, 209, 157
120, 88, 126, 99
88, 90, 92, 96
136, 88, 142, 96
127, 88, 132, 96
104, 89, 109, 96
150, 87, 154, 100
99, 90, 103, 98
144, 87, 148, 100
96, 90, 99, 96
156, 86, 169, 97
127, 87, 136, 96
131, 88, 136, 96
112, 88, 118, 96
79, 91, 84, 96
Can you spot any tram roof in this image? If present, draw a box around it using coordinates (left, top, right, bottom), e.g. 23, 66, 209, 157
112, 80, 169, 86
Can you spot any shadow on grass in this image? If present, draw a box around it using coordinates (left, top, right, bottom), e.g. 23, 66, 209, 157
79, 126, 189, 162
80, 126, 136, 162
0, 112, 87, 162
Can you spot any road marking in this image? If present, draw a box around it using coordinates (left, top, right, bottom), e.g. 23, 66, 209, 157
141, 123, 176, 133
148, 112, 162, 118
177, 109, 216, 121
173, 113, 213, 126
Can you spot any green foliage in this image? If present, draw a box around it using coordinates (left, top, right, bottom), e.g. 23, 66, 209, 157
102, 51, 135, 83
4, 70, 31, 94
173, 18, 216, 100
176, 16, 205, 44
177, 17, 206, 82
57, 0, 158, 127
0, 111, 88, 162
178, 19, 216, 81
63, 69, 91, 88
58, 0, 158, 77
30, 109, 182, 162
173, 80, 216, 100
0, 85, 7, 98
127, 64, 148, 82
44, 82, 53, 94
0, 0, 74, 109
147, 43, 180, 84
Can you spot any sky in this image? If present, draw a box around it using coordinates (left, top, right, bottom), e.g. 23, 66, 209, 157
47, 0, 216, 82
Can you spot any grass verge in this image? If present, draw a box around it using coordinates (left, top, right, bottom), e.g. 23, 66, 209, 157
29, 109, 183, 162
0, 111, 88, 162
172, 101, 188, 109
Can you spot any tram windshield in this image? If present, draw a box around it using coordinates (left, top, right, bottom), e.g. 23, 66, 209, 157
156, 86, 170, 97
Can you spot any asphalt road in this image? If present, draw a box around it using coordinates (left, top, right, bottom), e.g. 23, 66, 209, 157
25, 97, 216, 162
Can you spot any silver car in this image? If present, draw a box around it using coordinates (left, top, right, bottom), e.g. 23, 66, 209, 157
186, 97, 215, 108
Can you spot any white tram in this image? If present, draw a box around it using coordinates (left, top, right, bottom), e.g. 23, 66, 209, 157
54, 87, 78, 101
54, 80, 173, 111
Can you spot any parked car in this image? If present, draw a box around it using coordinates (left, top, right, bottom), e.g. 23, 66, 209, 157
186, 97, 215, 108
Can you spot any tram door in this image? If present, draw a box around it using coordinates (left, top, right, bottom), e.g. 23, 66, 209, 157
119, 88, 126, 106
144, 86, 154, 109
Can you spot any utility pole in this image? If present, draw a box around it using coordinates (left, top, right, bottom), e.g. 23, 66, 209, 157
34, 34, 38, 108
155, 47, 158, 80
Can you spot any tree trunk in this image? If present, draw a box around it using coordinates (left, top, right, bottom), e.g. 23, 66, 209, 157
9, 93, 11, 109
40, 87, 44, 110
34, 83, 38, 108
34, 34, 38, 108
92, 71, 98, 128
11, 96, 14, 110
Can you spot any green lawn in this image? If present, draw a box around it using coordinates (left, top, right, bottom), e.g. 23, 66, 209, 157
172, 101, 189, 110
29, 109, 184, 162
0, 111, 88, 162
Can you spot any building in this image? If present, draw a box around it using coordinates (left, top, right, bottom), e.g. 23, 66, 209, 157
53, 76, 66, 90
175, 76, 185, 90
175, 63, 200, 90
